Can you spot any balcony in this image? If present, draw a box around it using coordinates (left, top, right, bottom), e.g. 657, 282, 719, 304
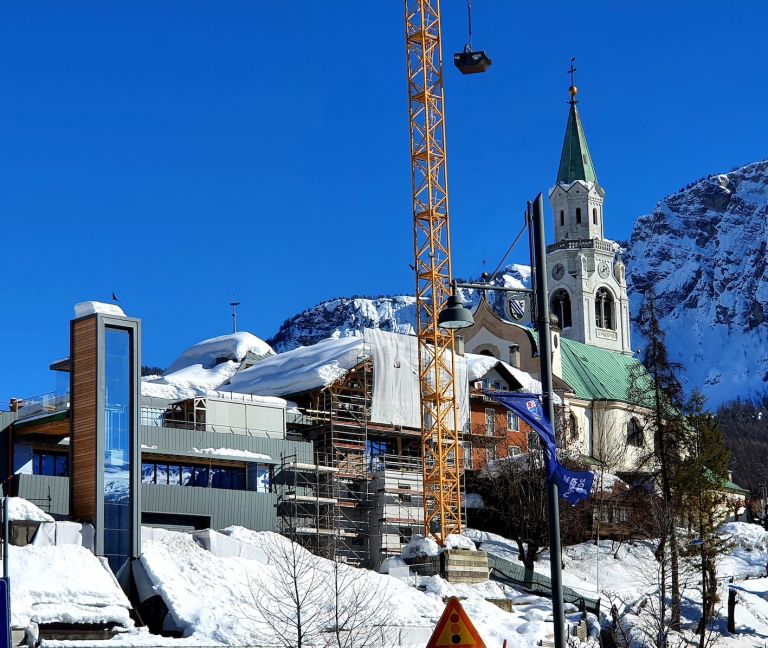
546, 238, 615, 254
12, 391, 70, 421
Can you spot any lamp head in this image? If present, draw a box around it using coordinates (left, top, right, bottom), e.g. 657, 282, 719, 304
438, 291, 475, 330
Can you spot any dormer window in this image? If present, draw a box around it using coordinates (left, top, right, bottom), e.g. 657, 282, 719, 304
576, 207, 582, 224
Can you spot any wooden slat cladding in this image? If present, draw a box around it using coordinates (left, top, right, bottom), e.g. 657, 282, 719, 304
71, 316, 97, 520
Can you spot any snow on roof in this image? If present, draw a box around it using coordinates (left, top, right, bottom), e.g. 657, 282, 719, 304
224, 329, 468, 430
2, 544, 132, 629
74, 301, 126, 318
5, 497, 54, 523
591, 472, 630, 495
466, 353, 551, 398
142, 332, 278, 402
224, 335, 365, 397
166, 332, 274, 374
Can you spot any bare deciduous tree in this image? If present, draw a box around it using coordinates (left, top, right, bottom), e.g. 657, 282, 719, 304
323, 556, 396, 648
251, 532, 327, 648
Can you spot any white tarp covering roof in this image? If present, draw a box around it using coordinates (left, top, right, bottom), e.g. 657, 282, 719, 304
224, 329, 469, 430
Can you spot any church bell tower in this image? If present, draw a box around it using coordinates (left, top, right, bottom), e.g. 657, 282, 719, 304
546, 63, 632, 355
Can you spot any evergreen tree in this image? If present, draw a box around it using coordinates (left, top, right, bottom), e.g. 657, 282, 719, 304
628, 289, 688, 633
678, 391, 730, 645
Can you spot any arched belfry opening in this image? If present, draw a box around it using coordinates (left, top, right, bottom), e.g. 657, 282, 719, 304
551, 289, 572, 329
595, 287, 615, 330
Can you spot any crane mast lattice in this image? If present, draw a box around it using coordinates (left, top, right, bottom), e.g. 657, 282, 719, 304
404, 0, 462, 544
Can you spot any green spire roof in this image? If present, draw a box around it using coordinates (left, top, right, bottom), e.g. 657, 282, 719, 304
556, 102, 597, 185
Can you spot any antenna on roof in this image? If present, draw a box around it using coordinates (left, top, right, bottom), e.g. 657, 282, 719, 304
230, 294, 241, 334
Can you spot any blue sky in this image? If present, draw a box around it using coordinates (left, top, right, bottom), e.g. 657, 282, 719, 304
1, 2, 767, 401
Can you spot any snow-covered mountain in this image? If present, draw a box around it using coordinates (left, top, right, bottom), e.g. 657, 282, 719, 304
266, 266, 532, 353
626, 160, 768, 406
268, 161, 768, 407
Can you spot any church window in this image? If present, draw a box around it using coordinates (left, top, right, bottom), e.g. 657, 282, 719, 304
595, 287, 615, 330
551, 289, 572, 329
560, 210, 564, 226
627, 418, 644, 447
569, 412, 579, 441
593, 208, 598, 225
576, 207, 582, 224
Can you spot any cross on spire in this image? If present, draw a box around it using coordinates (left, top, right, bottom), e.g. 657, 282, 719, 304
567, 57, 578, 104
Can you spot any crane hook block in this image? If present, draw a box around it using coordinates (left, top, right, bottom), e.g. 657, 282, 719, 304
453, 46, 492, 74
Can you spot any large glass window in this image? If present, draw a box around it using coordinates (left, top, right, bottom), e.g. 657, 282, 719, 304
142, 460, 251, 491
103, 328, 132, 574
32, 451, 69, 477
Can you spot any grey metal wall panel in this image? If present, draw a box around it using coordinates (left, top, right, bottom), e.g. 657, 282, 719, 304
140, 425, 313, 464
15, 475, 70, 517
141, 483, 279, 531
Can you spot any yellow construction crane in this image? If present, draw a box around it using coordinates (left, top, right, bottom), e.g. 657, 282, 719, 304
404, 0, 489, 545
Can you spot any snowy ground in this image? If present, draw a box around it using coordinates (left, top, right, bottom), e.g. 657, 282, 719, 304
469, 523, 768, 648
133, 526, 592, 648
9, 503, 768, 647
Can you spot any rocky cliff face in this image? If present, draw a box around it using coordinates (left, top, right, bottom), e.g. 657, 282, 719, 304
268, 161, 768, 407
267, 266, 532, 353
626, 160, 768, 406
267, 295, 418, 352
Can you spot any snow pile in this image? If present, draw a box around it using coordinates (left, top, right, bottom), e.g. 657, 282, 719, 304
719, 521, 768, 552
5, 497, 54, 523
74, 301, 126, 318
139, 526, 578, 648
1, 544, 132, 629
139, 527, 440, 645
401, 534, 440, 559
445, 534, 477, 551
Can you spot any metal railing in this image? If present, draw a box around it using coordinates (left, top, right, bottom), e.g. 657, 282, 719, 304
487, 553, 601, 616
140, 410, 286, 439
11, 392, 69, 420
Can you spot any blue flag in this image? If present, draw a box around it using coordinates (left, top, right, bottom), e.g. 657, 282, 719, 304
489, 392, 594, 505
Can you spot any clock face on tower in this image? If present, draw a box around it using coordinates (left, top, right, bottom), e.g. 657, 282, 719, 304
551, 263, 565, 281
598, 261, 611, 279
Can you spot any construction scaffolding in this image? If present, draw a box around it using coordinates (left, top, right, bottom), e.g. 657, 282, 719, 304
279, 351, 373, 565
278, 343, 429, 567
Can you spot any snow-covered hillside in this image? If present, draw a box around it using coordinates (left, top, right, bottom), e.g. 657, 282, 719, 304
267, 265, 532, 353
627, 160, 768, 406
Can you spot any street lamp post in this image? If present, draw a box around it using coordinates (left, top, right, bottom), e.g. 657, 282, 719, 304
437, 193, 566, 648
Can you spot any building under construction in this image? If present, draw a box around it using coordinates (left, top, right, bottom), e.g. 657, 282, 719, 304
272, 337, 435, 568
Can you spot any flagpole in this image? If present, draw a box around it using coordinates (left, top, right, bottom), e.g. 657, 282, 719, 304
530, 194, 566, 648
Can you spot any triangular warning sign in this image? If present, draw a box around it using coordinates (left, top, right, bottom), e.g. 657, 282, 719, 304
426, 596, 486, 648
